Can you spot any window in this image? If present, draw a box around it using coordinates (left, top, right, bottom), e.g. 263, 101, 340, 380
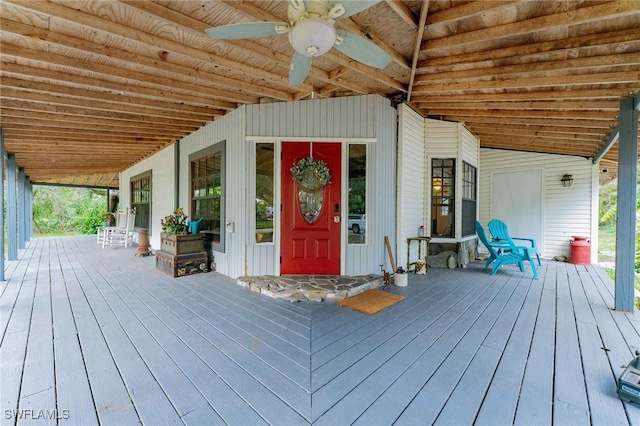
462, 162, 477, 237
190, 142, 225, 252
348, 144, 367, 244
431, 159, 455, 237
255, 143, 274, 243
130, 171, 151, 229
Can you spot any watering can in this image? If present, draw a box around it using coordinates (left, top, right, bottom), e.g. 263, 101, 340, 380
188, 218, 203, 234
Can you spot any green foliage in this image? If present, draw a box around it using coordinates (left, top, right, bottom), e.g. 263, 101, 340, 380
598, 162, 640, 273
33, 186, 108, 235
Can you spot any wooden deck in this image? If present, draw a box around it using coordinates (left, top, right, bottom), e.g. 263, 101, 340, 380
1, 236, 639, 425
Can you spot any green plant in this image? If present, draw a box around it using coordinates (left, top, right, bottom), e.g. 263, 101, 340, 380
161, 207, 188, 235
290, 157, 331, 190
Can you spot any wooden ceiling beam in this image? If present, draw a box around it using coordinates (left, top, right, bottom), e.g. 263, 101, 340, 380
419, 28, 640, 67
0, 79, 221, 118
451, 116, 614, 129
424, 109, 616, 120
411, 87, 637, 103
421, 100, 620, 111
420, 1, 640, 53
384, 0, 418, 30
0, 62, 245, 108
425, 1, 521, 26
0, 109, 198, 133
336, 18, 410, 70
2, 122, 186, 138
412, 70, 640, 91
1, 23, 291, 103
1, 99, 206, 126
472, 129, 602, 143
477, 142, 595, 158
468, 124, 610, 136
3, 1, 294, 101
407, 0, 429, 102
415, 52, 640, 83
1, 87, 218, 121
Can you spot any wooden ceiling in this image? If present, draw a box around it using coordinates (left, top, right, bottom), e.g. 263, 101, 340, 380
1, 0, 639, 188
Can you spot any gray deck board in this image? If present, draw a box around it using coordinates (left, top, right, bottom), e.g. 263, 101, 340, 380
393, 273, 519, 425
74, 317, 141, 426
2, 236, 639, 426
318, 273, 508, 424
554, 263, 591, 425
474, 266, 549, 425
513, 262, 556, 424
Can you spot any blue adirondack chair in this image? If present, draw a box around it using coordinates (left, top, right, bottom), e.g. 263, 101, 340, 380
475, 221, 538, 279
488, 218, 541, 266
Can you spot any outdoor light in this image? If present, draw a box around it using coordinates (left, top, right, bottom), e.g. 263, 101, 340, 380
561, 173, 573, 187
290, 17, 336, 57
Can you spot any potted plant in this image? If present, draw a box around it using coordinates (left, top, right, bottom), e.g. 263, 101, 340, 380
100, 211, 115, 227
160, 207, 203, 255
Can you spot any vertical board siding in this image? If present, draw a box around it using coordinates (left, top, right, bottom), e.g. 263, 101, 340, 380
425, 119, 458, 157
479, 149, 596, 259
461, 126, 479, 167
396, 104, 426, 269
179, 108, 247, 278
120, 145, 175, 250
122, 95, 395, 278
246, 95, 395, 276
245, 95, 377, 139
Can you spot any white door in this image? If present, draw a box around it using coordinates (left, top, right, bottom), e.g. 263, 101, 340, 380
491, 169, 543, 253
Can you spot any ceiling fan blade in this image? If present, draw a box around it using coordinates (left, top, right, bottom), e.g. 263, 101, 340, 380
334, 30, 392, 69
289, 53, 313, 86
330, 0, 382, 19
205, 22, 286, 40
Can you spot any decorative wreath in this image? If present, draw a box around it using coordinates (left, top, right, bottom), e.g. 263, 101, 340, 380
290, 157, 331, 191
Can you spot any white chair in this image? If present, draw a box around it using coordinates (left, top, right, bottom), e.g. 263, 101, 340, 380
104, 208, 136, 248
97, 210, 125, 245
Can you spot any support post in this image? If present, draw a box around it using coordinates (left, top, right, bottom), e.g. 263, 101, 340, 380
26, 179, 32, 241
614, 94, 638, 312
17, 168, 26, 249
6, 155, 18, 261
0, 130, 5, 280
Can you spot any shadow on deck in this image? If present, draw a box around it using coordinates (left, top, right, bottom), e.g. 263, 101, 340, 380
1, 236, 639, 425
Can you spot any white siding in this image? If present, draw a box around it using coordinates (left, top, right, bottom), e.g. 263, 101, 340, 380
396, 104, 426, 270
179, 108, 247, 278
461, 125, 479, 167
121, 95, 397, 279
246, 95, 377, 139
425, 119, 458, 156
120, 145, 176, 250
246, 94, 396, 276
479, 148, 598, 260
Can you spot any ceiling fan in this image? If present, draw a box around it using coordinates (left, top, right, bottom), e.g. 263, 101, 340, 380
205, 0, 392, 86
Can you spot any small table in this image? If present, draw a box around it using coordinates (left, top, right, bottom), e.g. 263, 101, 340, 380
407, 236, 431, 273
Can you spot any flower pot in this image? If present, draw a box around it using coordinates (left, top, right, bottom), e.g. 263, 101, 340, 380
160, 232, 203, 255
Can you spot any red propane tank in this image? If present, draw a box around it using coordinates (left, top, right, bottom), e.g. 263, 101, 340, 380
569, 236, 591, 265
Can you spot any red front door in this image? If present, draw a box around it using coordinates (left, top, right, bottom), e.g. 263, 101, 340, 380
281, 142, 341, 274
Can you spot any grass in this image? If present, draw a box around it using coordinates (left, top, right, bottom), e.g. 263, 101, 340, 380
599, 225, 640, 309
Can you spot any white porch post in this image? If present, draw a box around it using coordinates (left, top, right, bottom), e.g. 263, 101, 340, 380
614, 94, 638, 312
6, 154, 18, 261
17, 168, 26, 250
26, 179, 33, 241
0, 130, 5, 281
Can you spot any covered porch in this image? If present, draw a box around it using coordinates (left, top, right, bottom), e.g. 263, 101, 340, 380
2, 236, 639, 425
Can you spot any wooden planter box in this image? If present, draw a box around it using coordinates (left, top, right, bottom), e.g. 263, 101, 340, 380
156, 250, 208, 277
160, 232, 203, 255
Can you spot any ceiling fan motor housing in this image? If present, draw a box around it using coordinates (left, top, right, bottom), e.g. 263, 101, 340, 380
290, 17, 336, 57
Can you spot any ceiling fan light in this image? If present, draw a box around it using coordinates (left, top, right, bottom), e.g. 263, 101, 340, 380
290, 17, 336, 57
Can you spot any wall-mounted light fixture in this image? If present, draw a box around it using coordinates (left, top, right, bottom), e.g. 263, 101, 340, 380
561, 173, 573, 187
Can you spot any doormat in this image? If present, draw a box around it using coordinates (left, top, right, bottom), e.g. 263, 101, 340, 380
337, 289, 404, 315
